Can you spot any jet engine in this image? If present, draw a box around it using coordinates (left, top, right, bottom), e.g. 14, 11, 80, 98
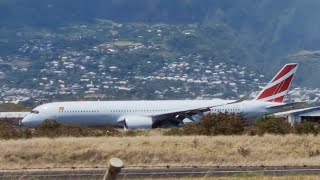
124, 116, 153, 129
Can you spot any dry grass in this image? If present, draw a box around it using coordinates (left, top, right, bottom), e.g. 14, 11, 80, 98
1, 135, 320, 169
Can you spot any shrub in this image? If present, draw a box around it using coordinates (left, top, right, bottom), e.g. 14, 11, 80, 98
164, 113, 248, 136
60, 124, 93, 137
294, 122, 320, 135
34, 120, 120, 137
199, 113, 247, 135
0, 120, 21, 139
256, 116, 292, 135
20, 128, 33, 139
35, 119, 63, 138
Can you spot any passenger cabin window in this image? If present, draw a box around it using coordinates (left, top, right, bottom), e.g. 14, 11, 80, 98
31, 110, 39, 114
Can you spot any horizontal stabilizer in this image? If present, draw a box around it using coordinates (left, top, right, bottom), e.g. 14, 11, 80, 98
266, 102, 309, 111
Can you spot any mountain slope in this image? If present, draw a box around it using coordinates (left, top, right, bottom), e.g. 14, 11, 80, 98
1, 0, 320, 87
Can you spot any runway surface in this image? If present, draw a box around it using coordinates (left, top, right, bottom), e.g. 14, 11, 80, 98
1, 166, 320, 179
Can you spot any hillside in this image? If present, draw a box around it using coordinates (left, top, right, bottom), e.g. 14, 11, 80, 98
1, 0, 320, 92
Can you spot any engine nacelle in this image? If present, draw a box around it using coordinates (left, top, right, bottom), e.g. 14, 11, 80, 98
124, 116, 153, 129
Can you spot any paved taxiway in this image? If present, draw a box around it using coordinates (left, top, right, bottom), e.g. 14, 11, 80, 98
1, 166, 320, 179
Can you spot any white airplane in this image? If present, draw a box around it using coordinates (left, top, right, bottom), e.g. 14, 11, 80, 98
22, 63, 302, 129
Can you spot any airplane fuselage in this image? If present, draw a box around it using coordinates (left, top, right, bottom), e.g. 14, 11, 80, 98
22, 99, 281, 128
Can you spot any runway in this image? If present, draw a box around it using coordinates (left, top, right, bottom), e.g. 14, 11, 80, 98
1, 166, 320, 179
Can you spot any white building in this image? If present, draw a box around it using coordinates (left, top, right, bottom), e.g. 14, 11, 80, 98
0, 112, 29, 119
274, 106, 320, 125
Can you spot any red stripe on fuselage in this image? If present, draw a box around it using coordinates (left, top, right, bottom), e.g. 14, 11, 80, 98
272, 64, 296, 82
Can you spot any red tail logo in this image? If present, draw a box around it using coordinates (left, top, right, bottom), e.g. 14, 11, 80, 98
255, 63, 298, 103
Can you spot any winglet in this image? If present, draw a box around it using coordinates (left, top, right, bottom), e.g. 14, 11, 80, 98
234, 91, 252, 103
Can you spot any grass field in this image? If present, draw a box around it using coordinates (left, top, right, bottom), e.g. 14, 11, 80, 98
0, 134, 320, 169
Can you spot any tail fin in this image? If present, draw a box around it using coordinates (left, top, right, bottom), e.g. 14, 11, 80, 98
255, 63, 298, 103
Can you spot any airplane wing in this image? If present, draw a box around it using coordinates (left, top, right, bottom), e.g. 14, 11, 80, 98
151, 107, 210, 120
116, 102, 236, 128
266, 102, 309, 111
151, 93, 253, 121
150, 101, 236, 121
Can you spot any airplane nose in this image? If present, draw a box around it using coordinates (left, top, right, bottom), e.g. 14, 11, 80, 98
21, 115, 31, 126
21, 115, 40, 127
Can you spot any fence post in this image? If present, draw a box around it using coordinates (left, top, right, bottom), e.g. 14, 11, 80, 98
103, 158, 124, 180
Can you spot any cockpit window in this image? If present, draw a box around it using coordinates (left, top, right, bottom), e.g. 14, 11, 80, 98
31, 110, 39, 114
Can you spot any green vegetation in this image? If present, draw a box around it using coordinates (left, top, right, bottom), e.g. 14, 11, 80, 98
0, 119, 121, 139
164, 113, 247, 136
164, 114, 293, 136
34, 120, 120, 138
0, 103, 29, 112
164, 114, 320, 136
0, 120, 31, 139
199, 113, 247, 135
295, 121, 320, 135
2, 114, 320, 139
255, 116, 293, 135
